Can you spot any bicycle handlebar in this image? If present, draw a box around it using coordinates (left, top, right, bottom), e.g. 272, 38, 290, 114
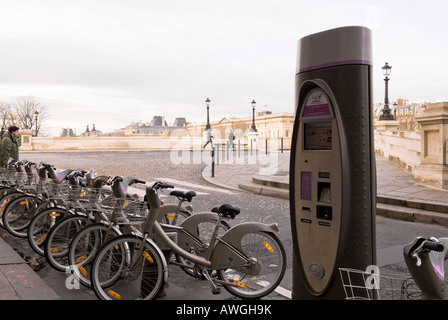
422, 240, 444, 253
151, 181, 174, 190
38, 162, 53, 169
404, 237, 448, 300
407, 237, 445, 261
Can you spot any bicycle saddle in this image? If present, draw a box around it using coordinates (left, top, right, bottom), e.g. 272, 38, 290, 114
213, 203, 241, 219
170, 190, 196, 202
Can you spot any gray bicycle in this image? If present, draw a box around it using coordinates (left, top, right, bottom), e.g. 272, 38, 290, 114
90, 181, 286, 300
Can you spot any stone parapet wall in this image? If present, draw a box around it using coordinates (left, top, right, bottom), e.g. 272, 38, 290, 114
374, 128, 421, 172
24, 132, 292, 152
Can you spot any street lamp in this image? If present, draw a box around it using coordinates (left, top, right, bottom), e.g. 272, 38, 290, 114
34, 110, 39, 136
379, 62, 394, 120
205, 98, 211, 130
250, 99, 257, 132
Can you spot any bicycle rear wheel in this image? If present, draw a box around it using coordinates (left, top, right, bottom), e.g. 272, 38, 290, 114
176, 218, 230, 278
91, 234, 166, 300
217, 231, 286, 299
68, 222, 121, 288
162, 209, 190, 225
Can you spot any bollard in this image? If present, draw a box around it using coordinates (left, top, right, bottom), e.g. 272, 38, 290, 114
238, 140, 241, 158
211, 148, 215, 177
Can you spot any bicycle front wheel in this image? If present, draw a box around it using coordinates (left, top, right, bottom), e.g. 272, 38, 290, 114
217, 231, 286, 299
44, 214, 88, 272
91, 234, 167, 300
2, 194, 41, 237
68, 222, 121, 288
28, 206, 71, 255
0, 190, 24, 229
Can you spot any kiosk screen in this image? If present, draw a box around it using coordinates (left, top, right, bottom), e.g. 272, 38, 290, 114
304, 121, 332, 150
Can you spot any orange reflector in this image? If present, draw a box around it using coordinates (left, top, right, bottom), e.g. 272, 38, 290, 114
78, 265, 87, 276
75, 255, 87, 264
108, 290, 121, 299
234, 280, 247, 288
143, 251, 154, 263
263, 241, 274, 252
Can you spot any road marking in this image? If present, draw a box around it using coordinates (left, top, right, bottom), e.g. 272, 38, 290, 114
256, 280, 291, 299
155, 178, 235, 195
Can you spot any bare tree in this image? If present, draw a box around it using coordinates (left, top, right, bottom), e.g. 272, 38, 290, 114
12, 96, 48, 136
0, 100, 15, 129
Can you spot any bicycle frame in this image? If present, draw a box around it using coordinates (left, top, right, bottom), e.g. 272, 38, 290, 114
141, 185, 280, 289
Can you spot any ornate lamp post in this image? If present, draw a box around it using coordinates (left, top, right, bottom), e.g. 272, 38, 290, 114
34, 110, 39, 136
250, 99, 257, 132
205, 98, 211, 130
379, 62, 394, 120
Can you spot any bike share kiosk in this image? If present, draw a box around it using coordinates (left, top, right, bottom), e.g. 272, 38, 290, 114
289, 26, 377, 299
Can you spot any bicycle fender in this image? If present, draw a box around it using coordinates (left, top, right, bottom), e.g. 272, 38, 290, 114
174, 212, 221, 252
144, 236, 169, 282
180, 211, 219, 236
210, 222, 279, 270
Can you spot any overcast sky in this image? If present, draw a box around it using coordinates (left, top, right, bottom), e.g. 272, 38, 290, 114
0, 0, 447, 136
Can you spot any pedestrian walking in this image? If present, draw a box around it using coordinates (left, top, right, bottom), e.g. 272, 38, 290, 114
203, 130, 213, 149
228, 130, 235, 151
0, 126, 20, 166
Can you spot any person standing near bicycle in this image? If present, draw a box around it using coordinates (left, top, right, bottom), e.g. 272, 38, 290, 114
0, 125, 20, 166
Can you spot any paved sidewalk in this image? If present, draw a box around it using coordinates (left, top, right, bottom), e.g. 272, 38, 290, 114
0, 236, 60, 300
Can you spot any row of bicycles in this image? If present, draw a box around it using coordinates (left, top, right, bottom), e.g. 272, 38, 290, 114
0, 158, 286, 300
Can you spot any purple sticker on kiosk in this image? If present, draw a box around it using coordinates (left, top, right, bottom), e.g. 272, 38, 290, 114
301, 171, 312, 200
302, 89, 331, 118
303, 103, 331, 117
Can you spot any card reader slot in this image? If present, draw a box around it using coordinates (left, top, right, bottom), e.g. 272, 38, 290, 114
316, 205, 332, 220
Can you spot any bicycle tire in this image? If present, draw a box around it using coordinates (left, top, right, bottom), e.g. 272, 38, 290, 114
68, 222, 121, 288
27, 206, 72, 255
217, 231, 286, 299
44, 214, 89, 272
2, 194, 42, 237
91, 234, 166, 300
0, 190, 26, 229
